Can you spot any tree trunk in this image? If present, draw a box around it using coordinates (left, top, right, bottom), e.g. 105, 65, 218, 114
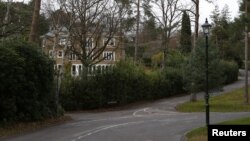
193, 0, 199, 50
29, 0, 41, 43
190, 93, 197, 102
245, 0, 249, 104
134, 0, 140, 61
2, 0, 12, 36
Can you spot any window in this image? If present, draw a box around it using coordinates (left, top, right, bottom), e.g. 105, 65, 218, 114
103, 38, 115, 46
57, 50, 63, 58
55, 64, 62, 72
59, 38, 66, 45
86, 38, 93, 48
57, 64, 62, 70
93, 64, 113, 74
49, 50, 53, 58
68, 52, 77, 60
72, 65, 76, 76
71, 64, 82, 76
103, 51, 115, 61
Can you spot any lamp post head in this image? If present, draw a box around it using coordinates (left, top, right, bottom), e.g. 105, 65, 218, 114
202, 18, 212, 36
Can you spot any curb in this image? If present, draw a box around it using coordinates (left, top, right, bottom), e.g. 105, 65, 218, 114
180, 131, 188, 141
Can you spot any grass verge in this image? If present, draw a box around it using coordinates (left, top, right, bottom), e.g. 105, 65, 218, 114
186, 117, 250, 141
176, 87, 250, 112
0, 116, 72, 138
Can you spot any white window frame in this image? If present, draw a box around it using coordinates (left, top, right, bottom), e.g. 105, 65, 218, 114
56, 64, 62, 71
49, 50, 53, 58
68, 51, 77, 61
71, 64, 83, 76
92, 64, 113, 74
59, 38, 66, 45
57, 50, 64, 58
103, 51, 115, 61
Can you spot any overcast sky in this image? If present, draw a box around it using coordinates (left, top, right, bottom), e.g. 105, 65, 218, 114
12, 0, 241, 30
200, 0, 240, 22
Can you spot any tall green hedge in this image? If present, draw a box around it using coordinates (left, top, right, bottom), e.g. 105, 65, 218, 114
60, 49, 239, 111
0, 40, 56, 124
60, 60, 186, 110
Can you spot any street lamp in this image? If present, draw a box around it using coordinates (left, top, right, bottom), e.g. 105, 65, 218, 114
202, 18, 211, 127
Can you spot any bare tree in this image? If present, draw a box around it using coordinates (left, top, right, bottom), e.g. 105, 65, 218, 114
185, 0, 214, 50
190, 0, 199, 50
44, 0, 72, 115
151, 0, 182, 68
0, 0, 24, 39
52, 0, 128, 70
134, 0, 140, 61
2, 0, 12, 36
29, 0, 41, 43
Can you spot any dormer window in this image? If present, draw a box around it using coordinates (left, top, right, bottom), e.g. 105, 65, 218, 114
103, 38, 115, 46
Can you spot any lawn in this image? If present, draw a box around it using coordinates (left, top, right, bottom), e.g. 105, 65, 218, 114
176, 87, 250, 112
186, 117, 250, 141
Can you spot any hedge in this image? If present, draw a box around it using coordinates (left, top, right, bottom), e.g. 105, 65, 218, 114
0, 40, 57, 124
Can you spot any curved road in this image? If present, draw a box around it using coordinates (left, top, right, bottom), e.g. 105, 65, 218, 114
2, 70, 250, 141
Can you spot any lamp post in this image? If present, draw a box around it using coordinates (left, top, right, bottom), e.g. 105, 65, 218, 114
202, 18, 211, 127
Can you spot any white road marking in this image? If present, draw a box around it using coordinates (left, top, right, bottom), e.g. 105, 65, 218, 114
70, 121, 145, 141
68, 116, 133, 126
133, 108, 149, 117
133, 107, 184, 117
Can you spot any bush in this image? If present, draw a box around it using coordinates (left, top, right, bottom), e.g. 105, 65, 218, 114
0, 40, 56, 124
220, 60, 239, 84
60, 59, 186, 111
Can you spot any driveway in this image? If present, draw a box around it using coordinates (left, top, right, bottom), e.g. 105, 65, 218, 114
1, 70, 250, 141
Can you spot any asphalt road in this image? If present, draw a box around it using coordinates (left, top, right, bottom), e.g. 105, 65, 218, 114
1, 70, 250, 141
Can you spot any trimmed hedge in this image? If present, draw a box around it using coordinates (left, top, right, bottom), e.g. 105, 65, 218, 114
60, 52, 239, 111
0, 40, 56, 124
60, 60, 185, 110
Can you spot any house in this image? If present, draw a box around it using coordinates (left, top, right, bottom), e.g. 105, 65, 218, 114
41, 27, 125, 76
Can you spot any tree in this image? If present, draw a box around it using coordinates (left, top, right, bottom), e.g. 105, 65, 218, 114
151, 0, 182, 68
188, 0, 214, 50
134, 0, 140, 61
141, 16, 158, 42
46, 0, 128, 70
0, 1, 49, 40
190, 0, 199, 50
141, 0, 158, 42
179, 11, 192, 53
239, 0, 250, 104
210, 5, 230, 54
183, 42, 223, 102
244, 0, 249, 104
29, 0, 41, 43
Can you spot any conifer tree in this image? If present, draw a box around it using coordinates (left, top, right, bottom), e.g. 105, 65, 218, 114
180, 11, 191, 53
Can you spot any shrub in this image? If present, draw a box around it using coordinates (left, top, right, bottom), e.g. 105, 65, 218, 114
0, 40, 56, 124
60, 59, 186, 111
220, 60, 239, 84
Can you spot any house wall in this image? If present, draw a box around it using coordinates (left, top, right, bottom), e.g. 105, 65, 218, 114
41, 32, 124, 76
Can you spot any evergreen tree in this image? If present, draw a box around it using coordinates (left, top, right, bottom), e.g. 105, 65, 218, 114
179, 11, 191, 53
